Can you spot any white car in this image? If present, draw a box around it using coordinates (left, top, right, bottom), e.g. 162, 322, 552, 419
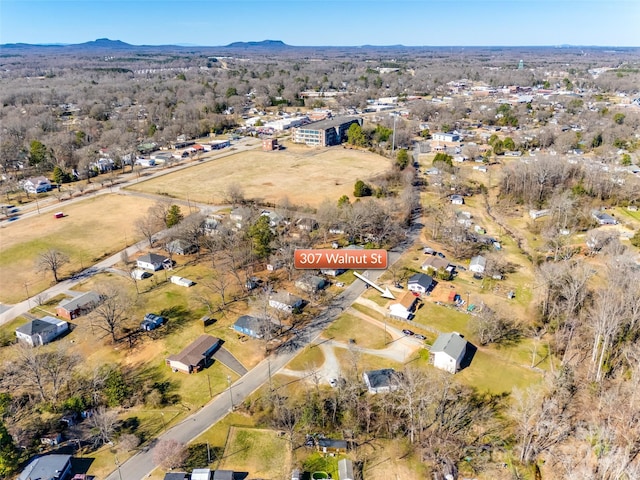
336, 282, 345, 288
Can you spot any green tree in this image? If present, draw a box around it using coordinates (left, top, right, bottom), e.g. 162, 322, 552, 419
165, 205, 183, 228
620, 153, 632, 166
337, 195, 350, 208
248, 215, 274, 259
0, 420, 19, 477
396, 149, 410, 170
353, 179, 372, 197
346, 123, 366, 147
433, 152, 453, 167
613, 113, 625, 125
225, 87, 238, 98
591, 133, 603, 148
373, 124, 393, 144
29, 139, 48, 166
503, 137, 516, 151
147, 124, 157, 137
103, 367, 133, 407
631, 230, 640, 248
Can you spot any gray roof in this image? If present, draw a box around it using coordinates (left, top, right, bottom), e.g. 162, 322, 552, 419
138, 253, 169, 263
408, 273, 433, 288
58, 290, 101, 312
18, 454, 71, 480
364, 368, 399, 389
163, 473, 189, 480
16, 316, 67, 336
470, 255, 486, 268
301, 115, 361, 130
213, 470, 235, 480
431, 332, 468, 359
338, 458, 355, 480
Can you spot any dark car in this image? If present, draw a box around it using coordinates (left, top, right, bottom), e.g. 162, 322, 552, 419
436, 252, 446, 258
141, 313, 167, 331
402, 329, 414, 336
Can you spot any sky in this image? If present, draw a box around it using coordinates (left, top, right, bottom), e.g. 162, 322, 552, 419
1, 0, 639, 47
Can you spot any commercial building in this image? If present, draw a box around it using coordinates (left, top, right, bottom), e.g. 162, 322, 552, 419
291, 116, 362, 147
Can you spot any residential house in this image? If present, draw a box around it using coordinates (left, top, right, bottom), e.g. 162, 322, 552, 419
269, 292, 304, 313
317, 438, 348, 455
469, 255, 487, 274
18, 454, 72, 480
230, 207, 253, 228
163, 473, 189, 480
432, 132, 460, 142
338, 458, 355, 480
592, 210, 618, 225
23, 176, 52, 194
56, 291, 101, 320
260, 209, 285, 227
407, 273, 434, 294
295, 275, 328, 293
363, 368, 401, 394
192, 469, 211, 480
320, 268, 346, 277
233, 315, 270, 339
212, 470, 235, 480
430, 332, 470, 373
451, 194, 465, 205
296, 217, 318, 232
388, 292, 419, 320
136, 253, 171, 271
166, 239, 198, 255
421, 256, 451, 274
166, 335, 221, 374
16, 316, 69, 346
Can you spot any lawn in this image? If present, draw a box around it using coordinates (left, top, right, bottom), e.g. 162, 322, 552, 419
125, 147, 392, 208
286, 344, 326, 371
0, 193, 157, 303
218, 426, 292, 479
322, 313, 392, 349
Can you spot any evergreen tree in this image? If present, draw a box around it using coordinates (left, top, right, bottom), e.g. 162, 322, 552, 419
165, 205, 183, 228
248, 215, 274, 259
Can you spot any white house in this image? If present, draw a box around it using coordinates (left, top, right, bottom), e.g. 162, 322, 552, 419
16, 316, 69, 346
430, 332, 469, 373
269, 292, 304, 313
388, 292, 419, 320
23, 176, 52, 194
136, 253, 171, 271
363, 368, 401, 394
432, 132, 460, 142
469, 255, 487, 274
407, 273, 434, 294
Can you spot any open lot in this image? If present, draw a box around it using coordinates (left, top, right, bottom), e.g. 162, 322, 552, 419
125, 145, 391, 207
0, 193, 156, 303
219, 426, 292, 479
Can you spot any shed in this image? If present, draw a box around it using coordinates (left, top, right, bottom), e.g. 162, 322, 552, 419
166, 335, 221, 374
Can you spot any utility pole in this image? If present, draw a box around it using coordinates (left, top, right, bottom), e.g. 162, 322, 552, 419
227, 375, 233, 412
392, 113, 398, 153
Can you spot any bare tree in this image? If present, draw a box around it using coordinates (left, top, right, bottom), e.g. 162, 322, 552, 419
36, 248, 69, 283
153, 439, 188, 470
223, 182, 245, 206
91, 285, 132, 343
91, 406, 119, 446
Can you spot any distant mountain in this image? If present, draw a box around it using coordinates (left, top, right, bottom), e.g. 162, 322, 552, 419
224, 40, 288, 49
76, 38, 134, 49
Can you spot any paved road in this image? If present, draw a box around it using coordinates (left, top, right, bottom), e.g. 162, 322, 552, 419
0, 139, 260, 326
104, 217, 423, 480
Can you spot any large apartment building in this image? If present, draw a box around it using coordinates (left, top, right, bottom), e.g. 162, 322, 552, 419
291, 116, 363, 146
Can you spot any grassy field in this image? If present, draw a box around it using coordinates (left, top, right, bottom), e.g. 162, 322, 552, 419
0, 193, 157, 303
125, 146, 392, 208
322, 312, 393, 349
219, 426, 292, 479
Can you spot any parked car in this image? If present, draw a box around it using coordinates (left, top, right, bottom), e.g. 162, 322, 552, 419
141, 313, 166, 331
402, 329, 415, 336
436, 252, 446, 258
415, 334, 426, 341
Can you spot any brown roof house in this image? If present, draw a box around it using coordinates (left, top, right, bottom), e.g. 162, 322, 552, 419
166, 335, 221, 374
388, 292, 419, 320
